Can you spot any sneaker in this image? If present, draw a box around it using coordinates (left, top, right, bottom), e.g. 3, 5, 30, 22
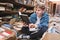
18, 34, 30, 39
18, 34, 23, 38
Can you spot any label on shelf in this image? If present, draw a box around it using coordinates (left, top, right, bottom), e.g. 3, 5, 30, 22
5, 30, 12, 34
0, 28, 5, 32
0, 35, 5, 39
2, 32, 10, 37
0, 7, 5, 11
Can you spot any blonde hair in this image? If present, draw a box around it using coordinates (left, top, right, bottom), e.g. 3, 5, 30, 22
35, 2, 46, 10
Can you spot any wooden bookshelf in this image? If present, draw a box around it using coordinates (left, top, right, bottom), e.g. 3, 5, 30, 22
0, 0, 34, 10
0, 0, 34, 17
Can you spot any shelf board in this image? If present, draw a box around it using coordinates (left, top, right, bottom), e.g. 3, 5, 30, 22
0, 0, 34, 10
0, 3, 13, 8
0, 10, 18, 15
13, 2, 34, 10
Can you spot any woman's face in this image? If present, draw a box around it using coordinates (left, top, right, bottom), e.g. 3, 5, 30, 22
36, 7, 44, 17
